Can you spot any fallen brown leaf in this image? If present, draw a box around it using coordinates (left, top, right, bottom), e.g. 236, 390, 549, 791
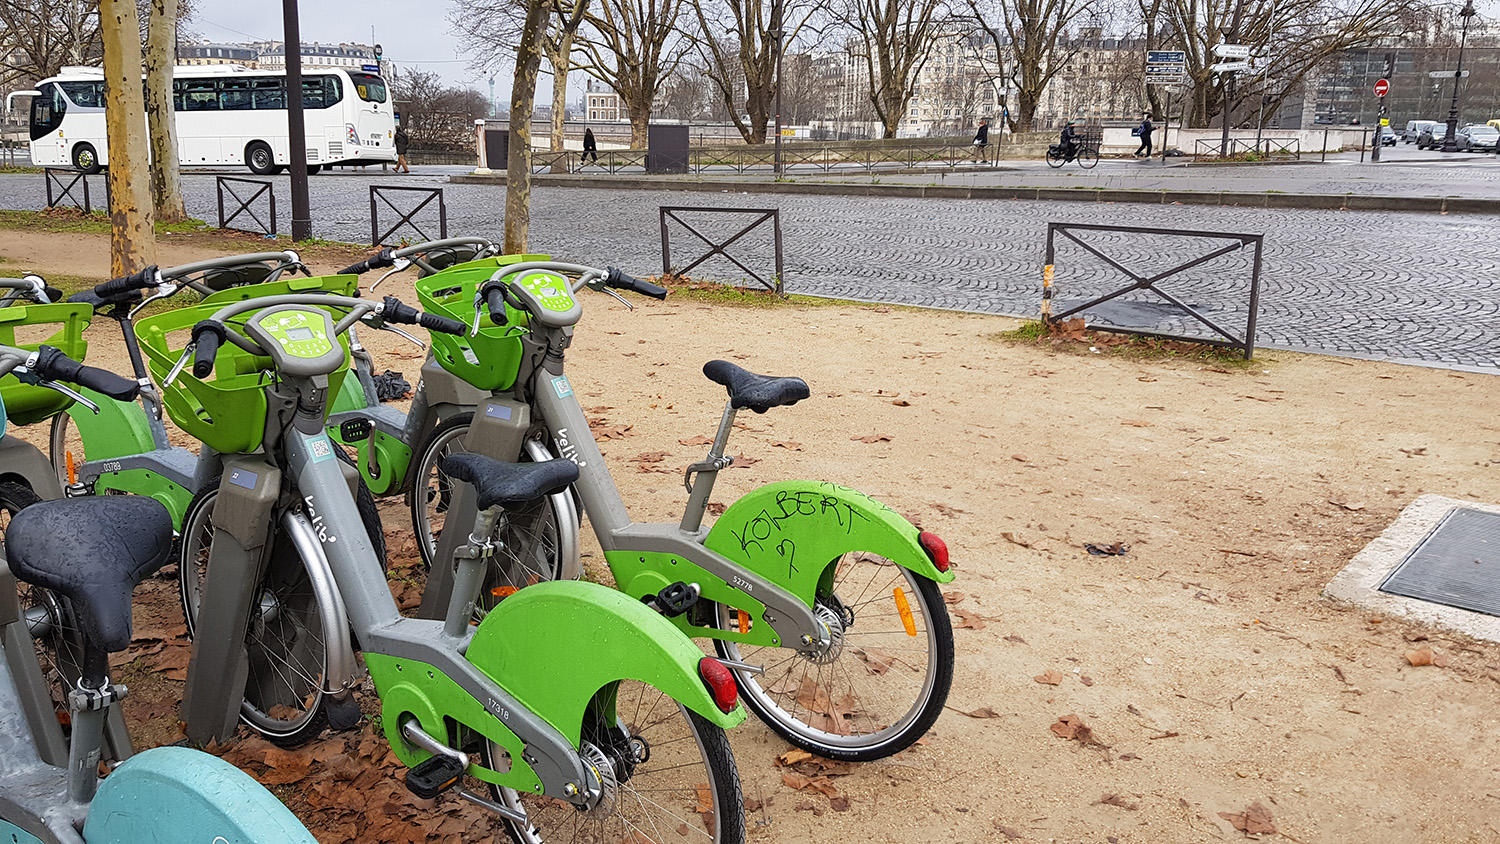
1121, 419, 1153, 427
1050, 713, 1106, 748
1000, 531, 1032, 548
952, 608, 987, 631
775, 749, 814, 767
1406, 647, 1450, 667
891, 399, 911, 407
770, 441, 803, 451
1328, 499, 1366, 511
679, 435, 713, 446
1033, 670, 1064, 686
1219, 801, 1277, 835
730, 454, 759, 468
942, 591, 965, 605
852, 433, 895, 443
630, 451, 669, 463
961, 706, 1002, 719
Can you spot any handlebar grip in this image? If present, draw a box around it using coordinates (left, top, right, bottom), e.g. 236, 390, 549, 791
93, 266, 158, 298
192, 320, 227, 379
484, 284, 509, 326
32, 346, 139, 401
338, 248, 396, 276
43, 286, 63, 304
419, 311, 467, 335
605, 266, 668, 301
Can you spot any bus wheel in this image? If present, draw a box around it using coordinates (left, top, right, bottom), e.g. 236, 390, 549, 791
245, 141, 277, 176
307, 164, 321, 175
72, 143, 101, 175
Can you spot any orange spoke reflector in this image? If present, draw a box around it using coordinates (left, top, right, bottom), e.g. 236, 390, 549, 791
65, 451, 76, 485
894, 587, 917, 637
737, 610, 750, 634
490, 586, 519, 599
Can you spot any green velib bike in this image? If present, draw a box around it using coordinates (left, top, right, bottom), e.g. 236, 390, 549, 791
141, 292, 746, 844
411, 261, 957, 762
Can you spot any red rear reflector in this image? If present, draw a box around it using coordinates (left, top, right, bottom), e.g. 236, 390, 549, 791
698, 657, 738, 713
918, 531, 950, 572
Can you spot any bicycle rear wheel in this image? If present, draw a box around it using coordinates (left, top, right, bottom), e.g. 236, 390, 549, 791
2, 482, 81, 731
484, 681, 744, 844
712, 554, 954, 761
1045, 148, 1066, 168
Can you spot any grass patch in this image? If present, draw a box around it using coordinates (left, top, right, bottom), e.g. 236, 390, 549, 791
995, 319, 1263, 370
0, 164, 41, 175
656, 274, 885, 310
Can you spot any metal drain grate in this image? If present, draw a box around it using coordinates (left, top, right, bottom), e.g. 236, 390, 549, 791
1380, 507, 1500, 617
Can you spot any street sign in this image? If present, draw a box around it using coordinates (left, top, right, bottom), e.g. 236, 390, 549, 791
1147, 51, 1186, 64
1214, 43, 1252, 59
1210, 60, 1251, 74
1374, 78, 1389, 97
1146, 75, 1188, 86
1428, 70, 1470, 78
362, 64, 380, 73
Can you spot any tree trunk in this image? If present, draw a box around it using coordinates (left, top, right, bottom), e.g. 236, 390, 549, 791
99, 0, 155, 275
505, 0, 549, 253
144, 0, 186, 224
629, 107, 649, 149
548, 33, 574, 156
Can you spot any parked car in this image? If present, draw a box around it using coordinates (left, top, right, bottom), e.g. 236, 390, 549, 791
1417, 122, 1452, 149
1379, 126, 1398, 146
1456, 123, 1500, 152
1404, 119, 1439, 143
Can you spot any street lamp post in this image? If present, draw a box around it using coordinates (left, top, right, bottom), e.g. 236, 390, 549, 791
1441, 0, 1478, 153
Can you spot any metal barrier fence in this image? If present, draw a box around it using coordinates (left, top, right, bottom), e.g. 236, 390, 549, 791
216, 176, 277, 236
660, 206, 784, 294
1043, 221, 1264, 359
1192, 137, 1301, 162
370, 185, 447, 246
44, 168, 107, 213
531, 135, 1050, 176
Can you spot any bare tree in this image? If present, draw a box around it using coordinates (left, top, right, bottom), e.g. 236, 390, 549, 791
575, 0, 689, 146
391, 68, 493, 149
0, 0, 102, 84
834, 0, 952, 138
143, 0, 184, 223
778, 51, 841, 124
657, 62, 715, 120
541, 0, 590, 160
506, 0, 549, 251
98, 0, 152, 273
686, 0, 816, 143
966, 0, 1095, 133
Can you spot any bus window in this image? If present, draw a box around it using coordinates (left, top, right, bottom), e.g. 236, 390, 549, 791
58, 81, 104, 109
251, 78, 285, 109
30, 82, 65, 140
181, 79, 218, 111
300, 75, 341, 110
220, 78, 252, 110
349, 73, 387, 103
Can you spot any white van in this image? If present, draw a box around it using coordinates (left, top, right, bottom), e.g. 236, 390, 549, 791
1403, 119, 1438, 144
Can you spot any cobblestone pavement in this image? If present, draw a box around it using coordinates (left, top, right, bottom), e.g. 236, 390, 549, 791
3, 170, 1498, 369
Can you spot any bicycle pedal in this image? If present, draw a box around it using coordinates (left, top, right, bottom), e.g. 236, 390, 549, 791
406, 753, 467, 800
339, 418, 372, 442
645, 581, 699, 618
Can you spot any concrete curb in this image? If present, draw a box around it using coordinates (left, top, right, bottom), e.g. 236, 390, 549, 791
448, 172, 1500, 214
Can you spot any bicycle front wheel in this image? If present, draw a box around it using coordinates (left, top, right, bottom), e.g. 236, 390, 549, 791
713, 554, 954, 761
409, 413, 577, 618
485, 681, 744, 844
1078, 147, 1100, 169
49, 412, 84, 488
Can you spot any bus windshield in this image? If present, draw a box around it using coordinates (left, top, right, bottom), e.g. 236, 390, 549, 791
30, 82, 66, 140
349, 73, 387, 104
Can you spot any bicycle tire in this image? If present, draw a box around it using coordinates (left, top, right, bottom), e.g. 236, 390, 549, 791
484, 683, 744, 844
712, 556, 954, 761
177, 456, 386, 747
408, 413, 577, 618
1, 482, 82, 731
1045, 148, 1065, 169
49, 412, 82, 488
1078, 147, 1100, 169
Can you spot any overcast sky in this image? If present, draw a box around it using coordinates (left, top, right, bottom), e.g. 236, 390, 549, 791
189, 0, 499, 90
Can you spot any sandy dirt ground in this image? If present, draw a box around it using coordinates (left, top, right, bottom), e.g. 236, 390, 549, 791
3, 226, 1500, 844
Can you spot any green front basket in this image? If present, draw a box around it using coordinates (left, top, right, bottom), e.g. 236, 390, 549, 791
0, 302, 92, 426
413, 255, 548, 392
136, 295, 352, 455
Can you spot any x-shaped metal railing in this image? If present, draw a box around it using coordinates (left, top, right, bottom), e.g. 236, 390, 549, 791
1043, 222, 1264, 359
660, 206, 784, 294
370, 185, 447, 246
216, 176, 277, 236
45, 168, 106, 214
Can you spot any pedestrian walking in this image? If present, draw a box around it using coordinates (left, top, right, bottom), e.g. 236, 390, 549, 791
581, 127, 599, 166
972, 118, 989, 163
394, 123, 411, 173
1134, 112, 1154, 158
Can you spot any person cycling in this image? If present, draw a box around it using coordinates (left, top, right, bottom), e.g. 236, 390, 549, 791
1059, 120, 1080, 162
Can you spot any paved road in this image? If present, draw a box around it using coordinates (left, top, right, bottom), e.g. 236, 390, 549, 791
3, 169, 1498, 369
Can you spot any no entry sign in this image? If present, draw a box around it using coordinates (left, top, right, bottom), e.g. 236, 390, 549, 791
1374, 78, 1390, 97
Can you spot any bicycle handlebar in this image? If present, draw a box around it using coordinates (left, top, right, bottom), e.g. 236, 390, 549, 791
338, 247, 396, 276
604, 266, 668, 300
158, 252, 303, 282
30, 345, 138, 401
475, 261, 666, 325
93, 266, 161, 298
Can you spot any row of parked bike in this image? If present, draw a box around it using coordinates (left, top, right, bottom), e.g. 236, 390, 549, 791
0, 238, 956, 844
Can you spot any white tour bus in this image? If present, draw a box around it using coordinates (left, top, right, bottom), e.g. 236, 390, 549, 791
12, 64, 396, 175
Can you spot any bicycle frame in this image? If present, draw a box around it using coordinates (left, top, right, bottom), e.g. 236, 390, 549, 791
178, 295, 741, 810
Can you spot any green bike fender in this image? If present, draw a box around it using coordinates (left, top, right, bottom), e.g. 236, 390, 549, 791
466, 580, 746, 743
704, 481, 956, 607
62, 387, 156, 460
